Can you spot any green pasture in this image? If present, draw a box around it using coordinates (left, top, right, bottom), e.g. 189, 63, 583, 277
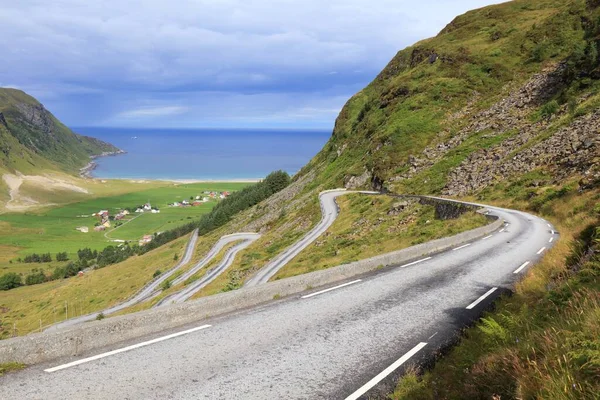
0, 182, 249, 273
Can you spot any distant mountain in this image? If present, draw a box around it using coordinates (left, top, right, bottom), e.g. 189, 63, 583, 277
0, 88, 120, 175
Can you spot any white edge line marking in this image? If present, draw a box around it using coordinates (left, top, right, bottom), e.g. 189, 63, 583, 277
345, 342, 428, 400
513, 261, 530, 274
466, 287, 498, 310
547, 223, 552, 228
452, 243, 471, 251
301, 279, 361, 299
482, 235, 493, 240
45, 324, 212, 373
537, 247, 546, 255
499, 228, 505, 233
427, 332, 438, 340
549, 237, 553, 243
400, 257, 432, 268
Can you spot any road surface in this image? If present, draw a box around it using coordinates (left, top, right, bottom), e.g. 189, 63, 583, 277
46, 229, 200, 331
156, 234, 261, 306
2, 202, 557, 399
245, 190, 377, 286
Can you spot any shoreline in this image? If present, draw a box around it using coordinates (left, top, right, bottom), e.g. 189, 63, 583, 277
80, 150, 127, 179
81, 148, 264, 184
94, 177, 262, 183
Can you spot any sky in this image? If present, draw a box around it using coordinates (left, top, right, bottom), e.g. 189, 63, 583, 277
1, 0, 502, 129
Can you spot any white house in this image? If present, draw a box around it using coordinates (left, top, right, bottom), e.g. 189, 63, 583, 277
151, 209, 160, 214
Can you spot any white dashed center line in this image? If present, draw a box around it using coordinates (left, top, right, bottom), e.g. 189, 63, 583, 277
549, 237, 553, 243
466, 287, 498, 310
452, 243, 471, 251
344, 342, 428, 400
482, 235, 493, 240
400, 257, 432, 268
513, 261, 530, 274
301, 280, 362, 299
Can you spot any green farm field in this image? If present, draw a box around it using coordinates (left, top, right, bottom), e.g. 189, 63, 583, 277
0, 181, 249, 275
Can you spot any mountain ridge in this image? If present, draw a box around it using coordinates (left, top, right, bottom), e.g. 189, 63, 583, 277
0, 88, 120, 176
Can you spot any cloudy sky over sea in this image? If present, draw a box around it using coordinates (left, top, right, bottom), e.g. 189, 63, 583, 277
2, 0, 501, 128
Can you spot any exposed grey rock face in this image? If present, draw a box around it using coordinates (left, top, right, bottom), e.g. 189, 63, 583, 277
14, 102, 55, 137
344, 169, 371, 189
391, 64, 567, 183
444, 111, 600, 196
0, 112, 7, 127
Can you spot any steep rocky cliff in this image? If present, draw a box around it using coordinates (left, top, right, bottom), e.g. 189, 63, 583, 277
300, 0, 599, 200
0, 88, 120, 174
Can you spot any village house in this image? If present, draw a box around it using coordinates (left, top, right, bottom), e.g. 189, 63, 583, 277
76, 226, 89, 233
94, 225, 106, 232
139, 234, 153, 246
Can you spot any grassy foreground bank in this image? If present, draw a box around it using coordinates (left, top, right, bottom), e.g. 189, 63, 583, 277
391, 184, 600, 399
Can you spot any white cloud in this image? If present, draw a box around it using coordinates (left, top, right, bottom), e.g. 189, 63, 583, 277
0, 0, 504, 127
117, 106, 190, 118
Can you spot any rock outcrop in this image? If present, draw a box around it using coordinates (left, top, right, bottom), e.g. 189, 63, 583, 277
14, 102, 55, 137
444, 111, 600, 196
391, 64, 567, 183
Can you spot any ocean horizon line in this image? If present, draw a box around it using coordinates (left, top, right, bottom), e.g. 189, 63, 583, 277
73, 126, 332, 133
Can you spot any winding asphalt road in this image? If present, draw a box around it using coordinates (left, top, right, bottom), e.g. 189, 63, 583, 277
2, 200, 557, 399
156, 234, 261, 306
245, 189, 377, 286
46, 229, 200, 332
155, 190, 370, 304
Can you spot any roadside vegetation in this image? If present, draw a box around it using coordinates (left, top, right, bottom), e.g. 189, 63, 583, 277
0, 182, 248, 291
391, 183, 600, 399
187, 193, 488, 299
0, 362, 26, 376
0, 234, 190, 339
273, 194, 488, 280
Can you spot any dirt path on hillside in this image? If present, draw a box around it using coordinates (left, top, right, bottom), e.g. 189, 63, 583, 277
2, 172, 89, 212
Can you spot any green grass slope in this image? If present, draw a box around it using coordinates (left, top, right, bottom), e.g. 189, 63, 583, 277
300, 0, 598, 193
0, 88, 119, 174
285, 0, 600, 398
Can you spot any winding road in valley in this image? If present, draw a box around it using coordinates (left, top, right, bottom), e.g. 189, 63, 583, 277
47, 190, 372, 321
245, 190, 378, 287
155, 233, 261, 306
2, 197, 557, 399
45, 229, 200, 332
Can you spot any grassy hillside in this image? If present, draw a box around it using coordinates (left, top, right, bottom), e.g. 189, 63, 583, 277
0, 88, 119, 174
300, 0, 598, 194
280, 0, 598, 398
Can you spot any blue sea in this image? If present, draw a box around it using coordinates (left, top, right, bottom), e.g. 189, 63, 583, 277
73, 128, 331, 180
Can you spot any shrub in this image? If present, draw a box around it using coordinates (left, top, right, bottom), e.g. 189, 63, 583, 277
25, 270, 46, 285
96, 313, 105, 320
153, 270, 162, 278
56, 252, 69, 262
0, 273, 23, 290
161, 280, 172, 290
540, 100, 560, 118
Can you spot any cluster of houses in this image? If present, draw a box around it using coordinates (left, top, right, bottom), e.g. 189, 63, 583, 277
135, 203, 160, 214
92, 210, 111, 231
74, 191, 230, 240
170, 191, 230, 208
